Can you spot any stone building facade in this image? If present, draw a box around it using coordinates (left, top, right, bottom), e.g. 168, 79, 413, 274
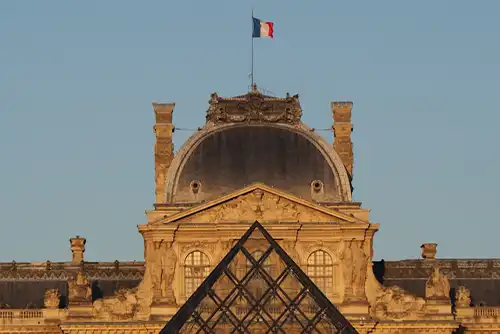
0, 88, 498, 333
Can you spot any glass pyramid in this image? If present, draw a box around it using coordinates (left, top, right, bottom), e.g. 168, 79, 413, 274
161, 222, 358, 334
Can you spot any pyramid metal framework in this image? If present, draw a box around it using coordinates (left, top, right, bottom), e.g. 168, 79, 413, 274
161, 222, 358, 334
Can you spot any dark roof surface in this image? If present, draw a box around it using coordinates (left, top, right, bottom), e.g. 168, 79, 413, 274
0, 261, 144, 309
374, 258, 500, 306
173, 126, 341, 204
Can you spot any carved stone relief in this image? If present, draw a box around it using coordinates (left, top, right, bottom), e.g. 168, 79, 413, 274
371, 285, 426, 320
93, 288, 138, 320
178, 189, 337, 223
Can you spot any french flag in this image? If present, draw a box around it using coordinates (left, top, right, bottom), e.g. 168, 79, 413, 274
252, 17, 274, 39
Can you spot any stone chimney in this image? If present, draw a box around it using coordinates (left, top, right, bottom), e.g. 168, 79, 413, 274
331, 102, 354, 180
421, 243, 437, 259
70, 236, 86, 263
152, 103, 175, 204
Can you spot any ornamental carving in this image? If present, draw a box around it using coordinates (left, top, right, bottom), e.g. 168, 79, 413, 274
44, 289, 60, 309
455, 286, 471, 307
371, 285, 425, 320
93, 288, 138, 320
206, 92, 302, 125
425, 267, 450, 301
180, 241, 217, 256
179, 189, 336, 223
68, 271, 92, 305
340, 240, 369, 301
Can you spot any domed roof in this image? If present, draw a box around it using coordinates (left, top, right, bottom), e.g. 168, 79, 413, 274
164, 91, 352, 204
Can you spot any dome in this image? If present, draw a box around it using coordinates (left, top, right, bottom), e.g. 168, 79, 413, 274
164, 91, 352, 204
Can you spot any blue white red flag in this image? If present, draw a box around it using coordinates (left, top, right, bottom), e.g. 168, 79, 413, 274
252, 17, 274, 39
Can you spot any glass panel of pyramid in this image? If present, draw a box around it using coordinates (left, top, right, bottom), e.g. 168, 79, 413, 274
162, 221, 358, 334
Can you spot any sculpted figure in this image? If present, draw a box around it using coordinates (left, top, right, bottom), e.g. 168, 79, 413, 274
455, 286, 471, 307
151, 241, 163, 295
340, 240, 369, 299
68, 271, 92, 304
372, 285, 425, 319
44, 289, 61, 309
425, 267, 450, 300
160, 241, 177, 305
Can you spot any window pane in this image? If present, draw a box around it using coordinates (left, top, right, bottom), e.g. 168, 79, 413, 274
185, 251, 210, 297
307, 250, 335, 295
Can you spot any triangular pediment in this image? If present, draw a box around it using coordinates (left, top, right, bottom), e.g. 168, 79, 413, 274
161, 222, 358, 333
161, 183, 359, 224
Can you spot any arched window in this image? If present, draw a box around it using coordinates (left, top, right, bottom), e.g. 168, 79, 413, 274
307, 250, 334, 295
184, 251, 210, 297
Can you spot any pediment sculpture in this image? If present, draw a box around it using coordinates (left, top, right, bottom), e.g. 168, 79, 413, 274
178, 189, 337, 223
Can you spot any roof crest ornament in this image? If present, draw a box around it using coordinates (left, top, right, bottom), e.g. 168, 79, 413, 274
206, 90, 302, 125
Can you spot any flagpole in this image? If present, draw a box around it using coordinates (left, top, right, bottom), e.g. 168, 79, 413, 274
251, 8, 254, 90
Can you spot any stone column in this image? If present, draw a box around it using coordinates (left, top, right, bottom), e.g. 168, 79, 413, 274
331, 102, 354, 180
152, 103, 175, 204
70, 236, 86, 263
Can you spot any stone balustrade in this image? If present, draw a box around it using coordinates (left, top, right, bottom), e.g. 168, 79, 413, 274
474, 306, 500, 318
0, 309, 45, 324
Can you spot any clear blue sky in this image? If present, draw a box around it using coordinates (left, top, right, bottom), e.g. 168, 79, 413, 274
1, 1, 499, 262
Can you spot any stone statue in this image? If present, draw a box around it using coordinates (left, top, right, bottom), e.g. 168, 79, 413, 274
160, 241, 177, 305
44, 289, 60, 309
372, 285, 425, 319
151, 241, 163, 295
425, 267, 450, 300
455, 286, 471, 307
340, 240, 369, 300
93, 288, 138, 320
150, 241, 177, 305
68, 271, 92, 304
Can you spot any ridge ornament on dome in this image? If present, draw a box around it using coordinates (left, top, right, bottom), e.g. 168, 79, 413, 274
206, 89, 302, 125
